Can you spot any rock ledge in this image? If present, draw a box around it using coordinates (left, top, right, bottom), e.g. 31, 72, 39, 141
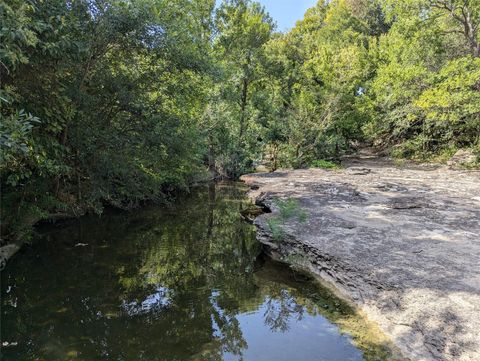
241, 160, 480, 361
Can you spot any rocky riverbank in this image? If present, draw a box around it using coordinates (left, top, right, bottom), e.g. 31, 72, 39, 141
241, 158, 480, 361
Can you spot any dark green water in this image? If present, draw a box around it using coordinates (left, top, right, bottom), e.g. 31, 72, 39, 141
1, 183, 364, 361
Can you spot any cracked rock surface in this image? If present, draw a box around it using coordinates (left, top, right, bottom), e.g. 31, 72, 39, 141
241, 158, 480, 361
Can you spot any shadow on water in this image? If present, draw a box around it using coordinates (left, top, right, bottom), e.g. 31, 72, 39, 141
1, 183, 396, 361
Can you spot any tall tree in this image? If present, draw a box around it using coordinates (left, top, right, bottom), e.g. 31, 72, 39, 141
211, 0, 274, 176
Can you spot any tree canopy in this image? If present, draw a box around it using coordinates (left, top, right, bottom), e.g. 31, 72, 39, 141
1, 0, 479, 240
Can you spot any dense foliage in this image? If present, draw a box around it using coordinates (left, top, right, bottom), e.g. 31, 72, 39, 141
1, 0, 479, 240
261, 0, 480, 167
1, 0, 215, 238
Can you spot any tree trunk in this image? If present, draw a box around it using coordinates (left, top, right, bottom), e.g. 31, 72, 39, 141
239, 76, 249, 139
208, 133, 216, 179
433, 1, 480, 57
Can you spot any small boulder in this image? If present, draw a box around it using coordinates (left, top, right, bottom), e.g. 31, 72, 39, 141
447, 149, 477, 168
240, 206, 265, 223
346, 167, 371, 175
0, 244, 20, 270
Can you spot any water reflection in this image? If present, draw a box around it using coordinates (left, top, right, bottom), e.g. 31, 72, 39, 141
1, 183, 363, 361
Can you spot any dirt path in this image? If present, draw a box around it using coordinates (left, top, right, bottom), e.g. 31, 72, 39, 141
241, 158, 480, 361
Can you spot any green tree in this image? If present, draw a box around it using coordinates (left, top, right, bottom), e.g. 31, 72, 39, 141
1, 0, 216, 240
212, 0, 274, 176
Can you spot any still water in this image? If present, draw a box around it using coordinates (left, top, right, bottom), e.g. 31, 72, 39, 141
1, 183, 365, 361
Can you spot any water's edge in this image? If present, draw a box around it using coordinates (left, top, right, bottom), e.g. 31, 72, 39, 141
2, 182, 400, 361
247, 189, 408, 361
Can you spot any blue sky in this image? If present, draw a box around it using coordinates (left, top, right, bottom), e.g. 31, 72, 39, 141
256, 0, 318, 31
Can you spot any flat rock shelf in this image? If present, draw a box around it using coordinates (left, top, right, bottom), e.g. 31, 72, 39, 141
241, 158, 480, 361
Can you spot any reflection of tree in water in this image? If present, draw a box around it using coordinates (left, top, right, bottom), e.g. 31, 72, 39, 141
1, 184, 325, 361
211, 302, 248, 359
263, 290, 305, 332
115, 184, 260, 360
115, 184, 321, 360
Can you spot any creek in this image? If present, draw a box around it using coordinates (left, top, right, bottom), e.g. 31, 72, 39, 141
1, 183, 366, 361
